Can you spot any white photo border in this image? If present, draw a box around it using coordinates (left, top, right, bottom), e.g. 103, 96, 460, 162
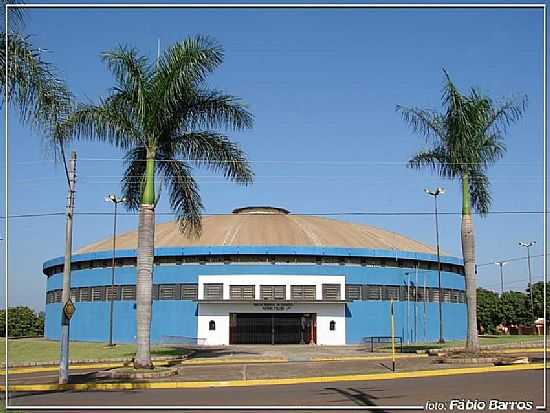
3, 2, 547, 411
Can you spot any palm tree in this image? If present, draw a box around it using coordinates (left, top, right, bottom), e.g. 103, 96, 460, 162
62, 36, 254, 368
397, 70, 527, 352
0, 1, 72, 131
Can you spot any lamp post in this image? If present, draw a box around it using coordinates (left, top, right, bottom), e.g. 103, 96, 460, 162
519, 241, 536, 321
494, 261, 508, 296
105, 194, 127, 347
425, 187, 445, 344
404, 271, 411, 344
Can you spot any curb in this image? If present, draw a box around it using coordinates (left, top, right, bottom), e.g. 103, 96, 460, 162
426, 341, 544, 355
1, 352, 195, 369
3, 357, 286, 376
3, 363, 544, 393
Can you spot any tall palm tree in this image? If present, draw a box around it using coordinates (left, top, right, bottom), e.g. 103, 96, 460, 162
0, 1, 72, 131
397, 70, 526, 352
62, 36, 254, 368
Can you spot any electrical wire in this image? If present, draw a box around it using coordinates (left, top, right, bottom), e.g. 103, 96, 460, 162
0, 210, 547, 219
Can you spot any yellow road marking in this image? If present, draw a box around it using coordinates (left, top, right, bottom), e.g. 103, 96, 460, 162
498, 348, 547, 354
2, 363, 543, 392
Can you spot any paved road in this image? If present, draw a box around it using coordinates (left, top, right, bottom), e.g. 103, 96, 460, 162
7, 369, 547, 412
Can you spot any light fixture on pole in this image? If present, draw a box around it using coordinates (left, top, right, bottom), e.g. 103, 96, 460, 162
494, 261, 508, 296
518, 241, 536, 321
105, 194, 127, 347
425, 187, 445, 344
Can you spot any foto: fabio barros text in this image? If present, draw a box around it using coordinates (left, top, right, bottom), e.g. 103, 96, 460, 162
425, 399, 534, 411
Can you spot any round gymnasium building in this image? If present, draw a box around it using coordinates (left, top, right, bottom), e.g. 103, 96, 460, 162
43, 206, 467, 345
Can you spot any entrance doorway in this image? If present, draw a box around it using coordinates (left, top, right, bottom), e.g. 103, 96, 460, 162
229, 313, 316, 345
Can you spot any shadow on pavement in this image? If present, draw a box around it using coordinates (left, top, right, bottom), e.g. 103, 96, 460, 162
322, 386, 396, 411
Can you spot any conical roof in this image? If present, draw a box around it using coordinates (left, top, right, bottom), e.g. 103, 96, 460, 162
78, 206, 437, 254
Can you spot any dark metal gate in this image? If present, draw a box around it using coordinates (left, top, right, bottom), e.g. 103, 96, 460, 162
229, 313, 315, 345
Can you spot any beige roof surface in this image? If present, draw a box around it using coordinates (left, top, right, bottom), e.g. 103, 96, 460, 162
77, 206, 437, 254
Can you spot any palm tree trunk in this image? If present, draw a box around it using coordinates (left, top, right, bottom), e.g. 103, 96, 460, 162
461, 173, 480, 353
134, 155, 155, 369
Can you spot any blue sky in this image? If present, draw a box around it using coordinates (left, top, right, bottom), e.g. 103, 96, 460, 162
2, 5, 545, 311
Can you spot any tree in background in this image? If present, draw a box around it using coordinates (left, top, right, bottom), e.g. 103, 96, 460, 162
0, 307, 44, 337
499, 291, 531, 327
398, 70, 527, 352
476, 288, 500, 334
62, 36, 254, 368
529, 282, 549, 320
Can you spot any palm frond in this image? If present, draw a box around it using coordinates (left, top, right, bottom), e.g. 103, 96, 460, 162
169, 131, 254, 184
153, 35, 223, 109
101, 46, 151, 126
157, 158, 203, 237
485, 95, 528, 136
474, 133, 506, 168
185, 90, 254, 131
468, 171, 491, 216
121, 146, 147, 210
0, 33, 72, 129
407, 147, 458, 179
395, 105, 445, 141
1, 0, 25, 32
60, 100, 140, 149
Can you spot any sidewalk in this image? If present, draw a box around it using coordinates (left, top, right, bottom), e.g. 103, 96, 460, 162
4, 356, 544, 392
6, 348, 545, 386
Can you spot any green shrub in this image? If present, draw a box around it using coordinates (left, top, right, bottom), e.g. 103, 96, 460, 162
0, 306, 44, 337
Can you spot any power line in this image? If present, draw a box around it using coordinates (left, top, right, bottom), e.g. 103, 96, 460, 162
12, 158, 543, 166
477, 253, 549, 268
0, 210, 548, 219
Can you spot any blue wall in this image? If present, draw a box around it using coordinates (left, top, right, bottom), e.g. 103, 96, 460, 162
345, 302, 466, 344
46, 300, 198, 343
44, 247, 466, 344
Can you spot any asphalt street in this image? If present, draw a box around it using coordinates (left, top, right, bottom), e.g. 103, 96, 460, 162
7, 369, 548, 412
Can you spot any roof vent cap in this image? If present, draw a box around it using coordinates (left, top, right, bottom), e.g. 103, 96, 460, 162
232, 206, 289, 215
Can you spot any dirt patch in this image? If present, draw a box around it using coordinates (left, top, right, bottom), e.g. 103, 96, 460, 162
435, 351, 530, 365
94, 365, 179, 380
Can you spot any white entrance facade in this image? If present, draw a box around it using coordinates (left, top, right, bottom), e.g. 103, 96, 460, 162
197, 274, 346, 346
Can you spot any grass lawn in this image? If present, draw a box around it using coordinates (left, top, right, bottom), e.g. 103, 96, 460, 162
2, 337, 190, 364
398, 335, 544, 352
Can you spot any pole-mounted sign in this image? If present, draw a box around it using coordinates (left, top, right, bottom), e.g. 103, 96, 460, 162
63, 299, 76, 321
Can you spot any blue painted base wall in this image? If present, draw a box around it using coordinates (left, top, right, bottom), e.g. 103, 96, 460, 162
46, 301, 198, 343
345, 301, 467, 344
44, 262, 466, 344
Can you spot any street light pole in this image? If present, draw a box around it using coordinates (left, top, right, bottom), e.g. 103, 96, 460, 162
494, 261, 508, 296
519, 241, 536, 321
105, 194, 127, 347
425, 187, 445, 344
404, 271, 411, 344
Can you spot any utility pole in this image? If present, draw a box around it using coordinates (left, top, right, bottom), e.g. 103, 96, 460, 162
519, 241, 536, 321
105, 194, 127, 347
59, 151, 76, 385
425, 187, 445, 344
